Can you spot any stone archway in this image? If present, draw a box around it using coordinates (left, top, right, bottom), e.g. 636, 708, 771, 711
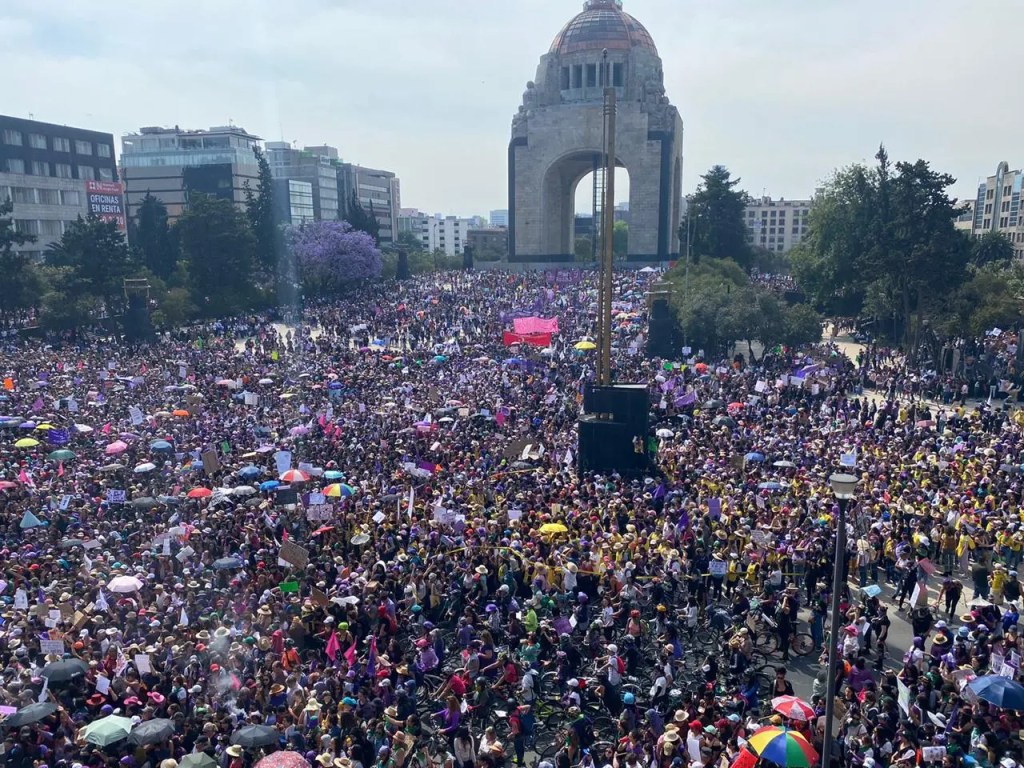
539, 150, 629, 257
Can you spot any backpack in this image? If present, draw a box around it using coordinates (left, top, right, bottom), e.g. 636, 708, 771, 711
615, 655, 626, 675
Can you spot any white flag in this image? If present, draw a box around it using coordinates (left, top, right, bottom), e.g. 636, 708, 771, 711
94, 589, 108, 612
37, 676, 49, 703
563, 449, 574, 466
179, 607, 189, 627
406, 487, 415, 519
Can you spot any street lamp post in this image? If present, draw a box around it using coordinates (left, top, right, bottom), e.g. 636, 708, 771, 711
822, 472, 858, 768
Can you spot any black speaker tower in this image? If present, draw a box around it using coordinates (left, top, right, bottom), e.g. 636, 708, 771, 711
577, 383, 650, 475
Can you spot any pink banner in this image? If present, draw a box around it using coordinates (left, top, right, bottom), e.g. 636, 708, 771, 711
513, 316, 559, 335
503, 331, 552, 347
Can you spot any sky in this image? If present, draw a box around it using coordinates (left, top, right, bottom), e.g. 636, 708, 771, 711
3, 0, 1021, 219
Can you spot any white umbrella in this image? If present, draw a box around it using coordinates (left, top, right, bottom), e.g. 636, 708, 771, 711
107, 575, 144, 594
232, 486, 257, 496
656, 428, 674, 438
74, 424, 93, 434
134, 463, 157, 474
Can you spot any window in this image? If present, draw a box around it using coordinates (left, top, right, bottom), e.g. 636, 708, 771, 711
1000, 217, 1008, 228
4, 158, 25, 174
985, 203, 993, 215
560, 66, 570, 90
1005, 185, 1012, 196
74, 140, 93, 155
29, 133, 47, 149
78, 165, 95, 180
1002, 200, 1010, 212
54, 163, 72, 178
37, 189, 59, 206
984, 218, 991, 228
2, 129, 23, 145
792, 226, 800, 234
31, 161, 49, 176
14, 220, 39, 235
97, 144, 112, 158
38, 220, 62, 236
52, 137, 70, 152
98, 167, 114, 181
770, 211, 776, 218
586, 63, 597, 87
11, 187, 35, 204
987, 189, 994, 199
613, 63, 624, 87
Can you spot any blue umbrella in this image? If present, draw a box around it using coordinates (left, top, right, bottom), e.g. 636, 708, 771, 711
968, 676, 1024, 709
259, 480, 280, 492
433, 355, 448, 363
323, 470, 344, 480
151, 440, 173, 451
237, 466, 261, 479
758, 481, 783, 491
745, 452, 766, 462
862, 585, 883, 598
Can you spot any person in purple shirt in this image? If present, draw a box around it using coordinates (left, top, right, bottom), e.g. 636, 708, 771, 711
847, 656, 876, 693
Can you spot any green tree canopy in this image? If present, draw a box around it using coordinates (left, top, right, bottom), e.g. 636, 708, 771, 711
0, 198, 42, 326
681, 165, 753, 269
345, 190, 380, 244
245, 146, 278, 272
971, 231, 1014, 268
130, 194, 178, 280
45, 214, 136, 316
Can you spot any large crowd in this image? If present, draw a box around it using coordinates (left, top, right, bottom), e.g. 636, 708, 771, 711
0, 268, 1022, 768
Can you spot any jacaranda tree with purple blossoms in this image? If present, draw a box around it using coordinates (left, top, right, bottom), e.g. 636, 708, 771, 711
286, 220, 382, 294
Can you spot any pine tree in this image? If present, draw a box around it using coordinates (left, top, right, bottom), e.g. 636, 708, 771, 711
245, 146, 277, 271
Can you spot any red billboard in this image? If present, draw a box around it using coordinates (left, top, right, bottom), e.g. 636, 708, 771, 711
85, 180, 126, 231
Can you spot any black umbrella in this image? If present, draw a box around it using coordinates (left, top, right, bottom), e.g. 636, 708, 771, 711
2, 702, 57, 727
231, 725, 280, 747
130, 497, 158, 508
127, 718, 176, 745
180, 755, 218, 768
713, 415, 737, 428
40, 659, 88, 685
703, 399, 725, 409
213, 556, 243, 570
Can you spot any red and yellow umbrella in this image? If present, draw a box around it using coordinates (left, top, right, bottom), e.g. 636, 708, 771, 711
746, 726, 818, 768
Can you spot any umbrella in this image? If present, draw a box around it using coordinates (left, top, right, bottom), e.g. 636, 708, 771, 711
180, 756, 219, 768
74, 423, 93, 433
746, 726, 818, 768
280, 469, 310, 483
130, 497, 158, 508
323, 470, 344, 480
323, 483, 355, 497
150, 440, 173, 451
172, 410, 190, 417
134, 462, 157, 473
254, 752, 310, 768
259, 480, 281, 491
231, 724, 281, 748
745, 452, 766, 462
2, 702, 57, 727
79, 715, 134, 746
187, 487, 212, 498
312, 526, 335, 537
703, 399, 725, 409
258, 378, 274, 385
232, 485, 257, 496
108, 575, 144, 593
574, 341, 596, 350
213, 556, 244, 570
862, 585, 883, 598
19, 421, 36, 429
539, 522, 568, 535
238, 465, 261, 479
968, 676, 1024, 709
40, 658, 88, 685
655, 428, 674, 438
713, 415, 738, 428
351, 533, 371, 546
0, 481, 17, 490
99, 463, 125, 472
771, 696, 815, 722
105, 440, 128, 455
128, 718, 176, 745
13, 438, 39, 448
48, 449, 76, 461
758, 482, 784, 491
773, 460, 796, 468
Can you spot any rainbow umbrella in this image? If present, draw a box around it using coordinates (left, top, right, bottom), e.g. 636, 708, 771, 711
323, 483, 355, 497
746, 727, 818, 768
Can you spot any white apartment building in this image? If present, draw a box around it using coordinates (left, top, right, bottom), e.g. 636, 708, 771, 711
971, 162, 1024, 256
744, 196, 812, 253
397, 210, 473, 257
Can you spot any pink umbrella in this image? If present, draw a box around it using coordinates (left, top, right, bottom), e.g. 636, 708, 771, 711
105, 441, 128, 455
279, 469, 310, 483
254, 752, 310, 768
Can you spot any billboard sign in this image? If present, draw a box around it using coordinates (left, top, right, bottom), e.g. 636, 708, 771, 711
85, 180, 126, 231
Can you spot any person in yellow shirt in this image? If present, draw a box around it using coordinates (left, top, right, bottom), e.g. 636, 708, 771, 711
991, 563, 1008, 604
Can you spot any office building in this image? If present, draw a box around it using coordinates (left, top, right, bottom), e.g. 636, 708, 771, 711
1, 115, 120, 258
271, 178, 315, 227
398, 208, 432, 251
467, 228, 508, 261
265, 142, 339, 221
971, 162, 1024, 255
120, 125, 262, 221
489, 209, 509, 228
955, 200, 975, 234
338, 164, 401, 244
396, 210, 474, 257
744, 196, 813, 253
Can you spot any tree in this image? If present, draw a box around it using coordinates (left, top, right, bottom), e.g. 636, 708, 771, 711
680, 166, 752, 268
613, 220, 628, 259
396, 230, 425, 253
971, 231, 1014, 268
345, 190, 380, 244
244, 146, 277, 271
0, 198, 42, 326
286, 220, 382, 294
45, 214, 136, 316
574, 236, 593, 262
130, 194, 177, 280
782, 303, 824, 349
176, 194, 258, 316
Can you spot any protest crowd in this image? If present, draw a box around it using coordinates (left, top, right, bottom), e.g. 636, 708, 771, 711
0, 268, 1022, 768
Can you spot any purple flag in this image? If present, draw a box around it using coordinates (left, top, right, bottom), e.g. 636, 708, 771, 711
31, 397, 43, 412
674, 390, 697, 408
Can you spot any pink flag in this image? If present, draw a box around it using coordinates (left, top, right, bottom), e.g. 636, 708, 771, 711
57, 462, 64, 478
513, 316, 559, 335
325, 631, 340, 662
17, 469, 34, 488
101, 423, 111, 435
343, 640, 357, 666
319, 415, 327, 428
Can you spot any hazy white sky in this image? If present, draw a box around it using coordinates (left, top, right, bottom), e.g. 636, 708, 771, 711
3, 0, 1020, 218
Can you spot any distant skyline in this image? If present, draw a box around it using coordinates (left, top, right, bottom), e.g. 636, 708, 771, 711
4, 0, 1021, 218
